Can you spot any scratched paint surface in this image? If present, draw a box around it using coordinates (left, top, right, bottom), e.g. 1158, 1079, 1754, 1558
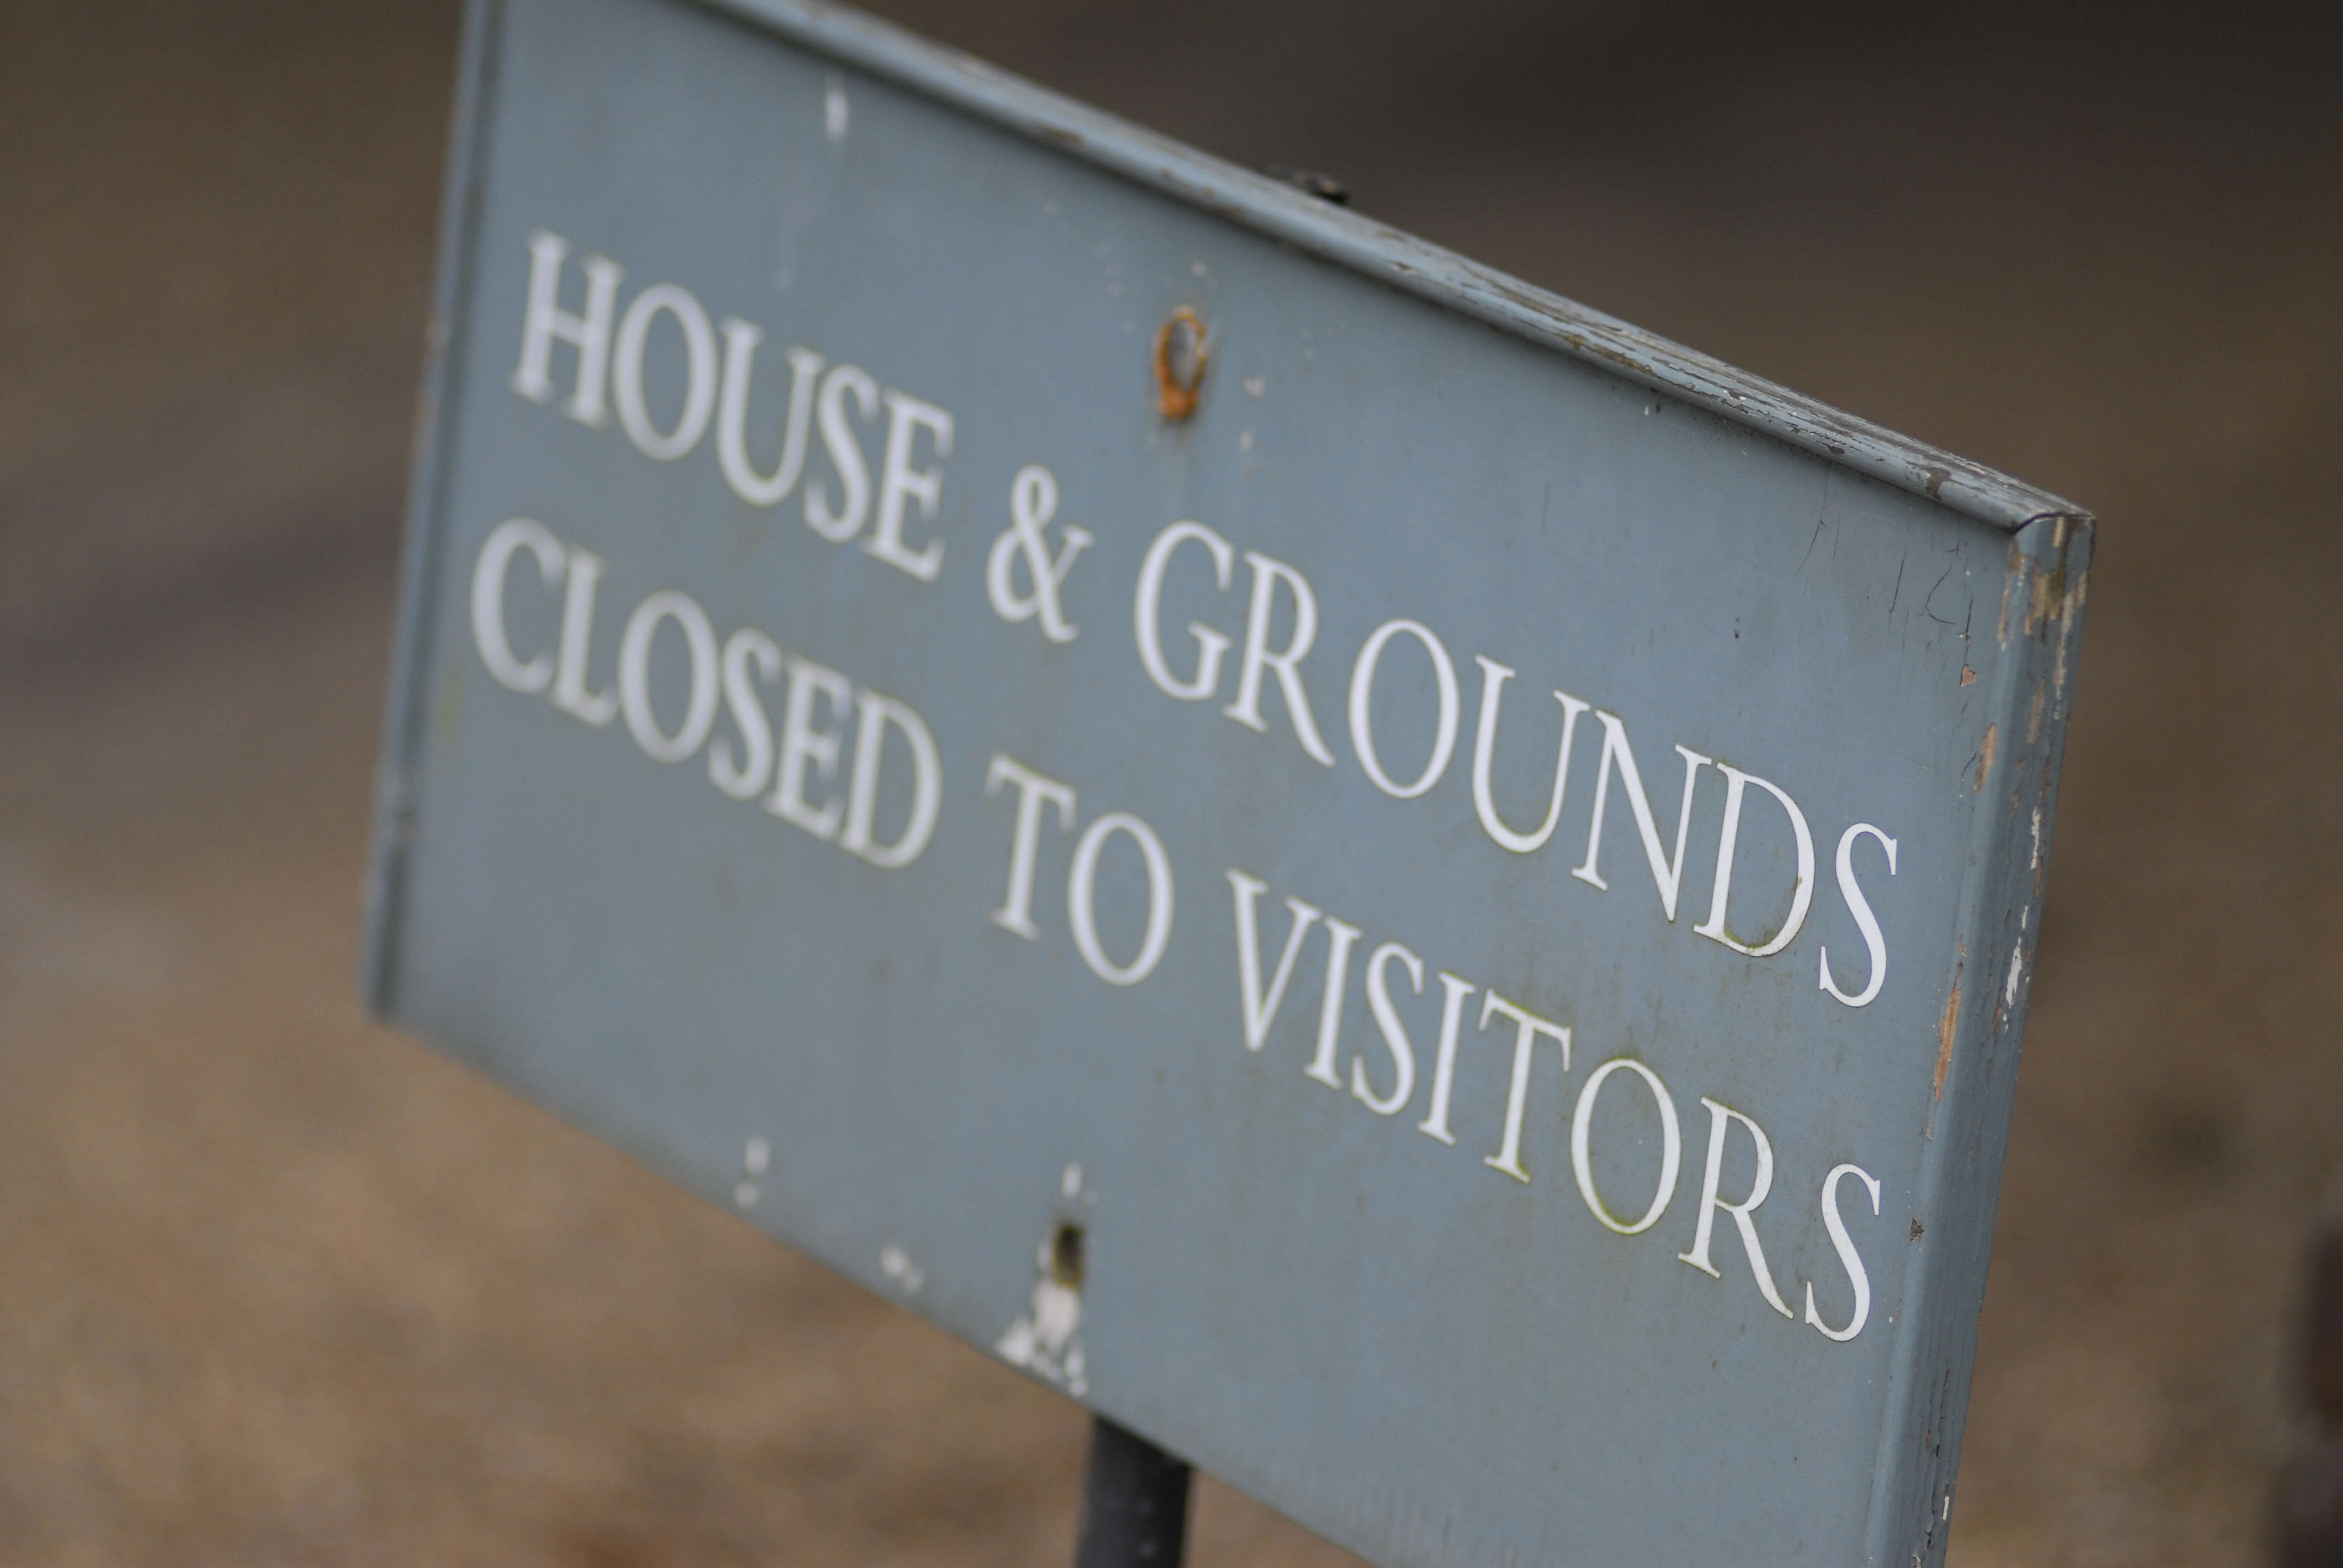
363, 0, 2091, 1563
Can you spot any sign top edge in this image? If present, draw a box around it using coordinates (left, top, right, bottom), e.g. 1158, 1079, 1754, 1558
676, 0, 2089, 535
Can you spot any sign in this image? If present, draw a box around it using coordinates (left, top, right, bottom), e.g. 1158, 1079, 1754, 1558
361, 0, 2093, 1562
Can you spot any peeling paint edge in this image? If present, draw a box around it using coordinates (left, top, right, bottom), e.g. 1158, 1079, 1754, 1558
1931, 968, 1963, 1103
1860, 514, 2093, 1568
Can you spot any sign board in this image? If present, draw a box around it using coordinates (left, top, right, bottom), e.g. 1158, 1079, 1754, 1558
362, 1, 2093, 1562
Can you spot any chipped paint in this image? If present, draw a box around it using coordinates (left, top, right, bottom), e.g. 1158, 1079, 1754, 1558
998, 1163, 1090, 1394
2003, 944, 2025, 1008
996, 1263, 1087, 1393
823, 71, 849, 144
2025, 563, 2067, 640
734, 1134, 770, 1208
1934, 968, 1962, 1100
880, 1242, 925, 1293
1974, 724, 1997, 791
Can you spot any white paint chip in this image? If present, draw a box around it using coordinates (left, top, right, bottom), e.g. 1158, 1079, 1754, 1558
823, 74, 849, 144
997, 1231, 1086, 1395
1239, 430, 1254, 453
743, 1136, 770, 1176
880, 1244, 925, 1293
1061, 1163, 1083, 1200
733, 1180, 759, 1209
1243, 375, 1266, 398
2004, 944, 2025, 1007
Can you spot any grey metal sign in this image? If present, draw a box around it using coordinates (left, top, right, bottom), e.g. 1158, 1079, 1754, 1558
362, 0, 2093, 1562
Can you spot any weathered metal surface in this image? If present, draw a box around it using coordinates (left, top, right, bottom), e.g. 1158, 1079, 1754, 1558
361, 0, 2093, 1563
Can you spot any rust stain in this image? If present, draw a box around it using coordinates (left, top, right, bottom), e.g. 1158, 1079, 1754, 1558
1997, 542, 2022, 643
1975, 723, 1997, 790
2028, 683, 2046, 742
2026, 563, 2068, 638
1152, 306, 1207, 420
1959, 664, 1976, 687
1934, 967, 1963, 1100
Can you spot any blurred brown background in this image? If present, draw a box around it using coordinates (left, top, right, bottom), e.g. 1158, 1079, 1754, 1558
3, 0, 2338, 1562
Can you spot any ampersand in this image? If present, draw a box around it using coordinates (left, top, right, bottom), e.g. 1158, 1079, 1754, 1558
987, 464, 1094, 644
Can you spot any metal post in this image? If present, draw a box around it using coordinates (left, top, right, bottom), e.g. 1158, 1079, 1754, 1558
1074, 1415, 1192, 1568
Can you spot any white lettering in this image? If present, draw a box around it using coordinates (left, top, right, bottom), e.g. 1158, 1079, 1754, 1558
1478, 991, 1571, 1183
805, 364, 879, 542
1226, 869, 1323, 1052
1354, 941, 1422, 1116
471, 517, 564, 693
1414, 972, 1478, 1145
1570, 1058, 1682, 1234
617, 590, 721, 763
1135, 522, 1235, 700
1804, 1163, 1884, 1342
1067, 813, 1174, 985
1470, 656, 1591, 853
1678, 1098, 1795, 1318
987, 465, 1093, 643
511, 231, 621, 425
1570, 712, 1711, 921
865, 390, 954, 580
551, 547, 619, 726
839, 688, 942, 868
612, 284, 719, 461
1819, 824, 1898, 1006
709, 629, 782, 800
1692, 765, 1817, 958
1303, 916, 1364, 1088
716, 319, 823, 505
1348, 619, 1460, 800
767, 657, 853, 837
1222, 551, 1336, 766
986, 753, 1076, 939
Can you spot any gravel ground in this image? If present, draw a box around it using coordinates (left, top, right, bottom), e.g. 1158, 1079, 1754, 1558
3, 0, 2338, 1562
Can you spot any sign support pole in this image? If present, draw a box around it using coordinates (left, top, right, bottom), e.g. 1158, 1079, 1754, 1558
1073, 1415, 1192, 1568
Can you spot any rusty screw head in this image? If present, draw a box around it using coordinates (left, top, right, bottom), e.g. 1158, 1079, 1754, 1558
1153, 307, 1207, 421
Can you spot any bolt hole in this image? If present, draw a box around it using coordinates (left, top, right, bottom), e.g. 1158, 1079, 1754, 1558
1050, 1221, 1087, 1287
1153, 308, 1206, 420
